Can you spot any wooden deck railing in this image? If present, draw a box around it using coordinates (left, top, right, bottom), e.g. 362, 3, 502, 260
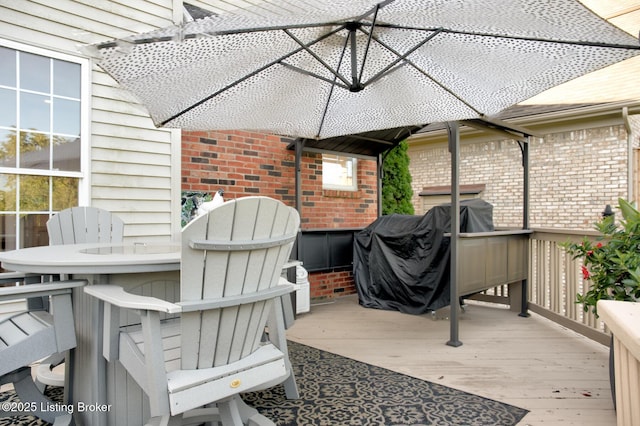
527, 229, 610, 345
1, 229, 613, 346
472, 228, 611, 345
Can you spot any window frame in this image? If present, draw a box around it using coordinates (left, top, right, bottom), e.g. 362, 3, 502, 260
0, 39, 90, 249
322, 153, 358, 192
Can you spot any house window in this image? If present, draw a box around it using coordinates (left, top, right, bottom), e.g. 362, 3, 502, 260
322, 154, 357, 191
0, 41, 88, 251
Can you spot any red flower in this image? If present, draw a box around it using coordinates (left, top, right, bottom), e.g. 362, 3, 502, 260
581, 265, 590, 280
596, 243, 603, 248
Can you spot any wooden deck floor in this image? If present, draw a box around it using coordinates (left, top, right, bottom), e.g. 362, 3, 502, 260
287, 295, 615, 426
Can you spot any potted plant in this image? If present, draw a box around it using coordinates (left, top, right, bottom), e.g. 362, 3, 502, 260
562, 197, 640, 408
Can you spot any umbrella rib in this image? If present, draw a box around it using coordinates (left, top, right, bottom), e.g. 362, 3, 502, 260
95, 22, 353, 49
443, 28, 640, 50
361, 28, 444, 87
351, 0, 397, 23
455, 29, 640, 50
369, 23, 640, 50
283, 27, 352, 87
159, 25, 345, 126
279, 62, 350, 90
316, 30, 352, 139
362, 31, 484, 116
349, 24, 359, 90
406, 60, 484, 116
357, 3, 382, 84
93, 0, 400, 50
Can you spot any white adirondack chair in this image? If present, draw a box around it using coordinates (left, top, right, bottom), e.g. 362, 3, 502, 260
47, 206, 124, 246
35, 207, 124, 388
85, 196, 300, 425
0, 279, 86, 425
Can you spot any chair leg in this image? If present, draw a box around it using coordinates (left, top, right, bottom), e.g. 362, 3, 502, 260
217, 397, 244, 426
52, 414, 73, 425
229, 396, 276, 426
5, 367, 72, 425
267, 299, 300, 400
145, 414, 183, 426
143, 397, 276, 426
181, 407, 223, 426
247, 413, 276, 426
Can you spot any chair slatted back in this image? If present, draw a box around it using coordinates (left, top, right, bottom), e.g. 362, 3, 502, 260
124, 280, 181, 325
47, 207, 124, 245
180, 197, 299, 370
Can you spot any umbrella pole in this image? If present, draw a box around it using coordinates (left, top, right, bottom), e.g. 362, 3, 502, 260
447, 121, 462, 347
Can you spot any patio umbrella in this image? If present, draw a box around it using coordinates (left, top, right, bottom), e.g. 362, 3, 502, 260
86, 0, 640, 140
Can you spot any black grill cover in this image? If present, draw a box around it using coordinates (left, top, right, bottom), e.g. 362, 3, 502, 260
353, 199, 494, 314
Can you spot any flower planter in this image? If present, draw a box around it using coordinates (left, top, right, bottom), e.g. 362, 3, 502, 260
598, 300, 640, 425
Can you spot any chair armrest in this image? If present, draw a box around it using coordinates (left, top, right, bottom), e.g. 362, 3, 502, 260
85, 285, 182, 314
0, 280, 86, 302
177, 283, 294, 312
0, 271, 39, 284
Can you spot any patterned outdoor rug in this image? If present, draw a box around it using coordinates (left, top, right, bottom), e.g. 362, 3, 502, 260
1, 341, 528, 425
0, 385, 63, 426
243, 341, 528, 425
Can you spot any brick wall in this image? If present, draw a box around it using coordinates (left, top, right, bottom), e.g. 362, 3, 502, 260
408, 123, 638, 230
409, 139, 524, 226
529, 126, 630, 229
182, 130, 378, 301
299, 156, 379, 229
182, 130, 297, 202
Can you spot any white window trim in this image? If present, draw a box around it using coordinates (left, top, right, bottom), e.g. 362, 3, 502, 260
0, 38, 91, 205
322, 153, 358, 192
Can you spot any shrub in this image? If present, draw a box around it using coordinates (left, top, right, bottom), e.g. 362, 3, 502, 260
382, 141, 414, 215
562, 198, 640, 316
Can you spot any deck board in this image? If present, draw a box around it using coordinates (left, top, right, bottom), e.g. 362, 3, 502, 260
287, 295, 615, 426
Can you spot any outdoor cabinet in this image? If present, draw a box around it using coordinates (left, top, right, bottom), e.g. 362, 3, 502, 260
458, 230, 530, 309
298, 229, 361, 272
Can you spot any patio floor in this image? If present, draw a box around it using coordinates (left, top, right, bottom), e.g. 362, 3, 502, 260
286, 295, 615, 426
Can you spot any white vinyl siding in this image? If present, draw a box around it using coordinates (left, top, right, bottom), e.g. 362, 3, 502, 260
0, 0, 183, 242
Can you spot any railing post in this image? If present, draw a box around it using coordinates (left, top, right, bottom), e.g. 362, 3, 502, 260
519, 136, 530, 317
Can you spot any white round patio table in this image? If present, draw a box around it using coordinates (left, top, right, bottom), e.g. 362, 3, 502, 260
0, 242, 181, 426
0, 242, 180, 275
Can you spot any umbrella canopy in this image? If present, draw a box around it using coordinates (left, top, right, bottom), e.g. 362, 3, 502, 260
88, 0, 640, 139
